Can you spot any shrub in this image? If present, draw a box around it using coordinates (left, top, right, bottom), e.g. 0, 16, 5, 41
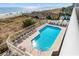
34, 16, 39, 19
0, 43, 8, 54
46, 15, 52, 19
23, 19, 35, 28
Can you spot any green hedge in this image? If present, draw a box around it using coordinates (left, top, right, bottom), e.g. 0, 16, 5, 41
23, 19, 35, 28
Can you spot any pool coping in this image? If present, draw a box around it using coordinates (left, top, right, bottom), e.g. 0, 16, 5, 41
35, 23, 66, 56
17, 23, 67, 56
48, 24, 66, 56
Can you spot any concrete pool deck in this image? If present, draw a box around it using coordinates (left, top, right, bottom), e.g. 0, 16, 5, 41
17, 24, 67, 56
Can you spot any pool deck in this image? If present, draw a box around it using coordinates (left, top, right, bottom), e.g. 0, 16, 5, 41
17, 23, 67, 56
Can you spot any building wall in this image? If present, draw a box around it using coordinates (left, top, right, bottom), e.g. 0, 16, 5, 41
60, 8, 79, 56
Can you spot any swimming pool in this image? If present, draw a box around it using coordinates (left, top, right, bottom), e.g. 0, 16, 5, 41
32, 25, 61, 51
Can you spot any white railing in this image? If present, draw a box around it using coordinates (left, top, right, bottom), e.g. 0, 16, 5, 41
6, 20, 48, 56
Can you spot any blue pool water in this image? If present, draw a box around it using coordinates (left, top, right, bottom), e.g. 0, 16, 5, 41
32, 25, 61, 51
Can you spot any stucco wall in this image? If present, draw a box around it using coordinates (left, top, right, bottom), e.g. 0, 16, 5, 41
60, 8, 79, 56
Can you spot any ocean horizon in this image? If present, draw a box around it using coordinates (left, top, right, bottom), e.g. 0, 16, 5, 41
0, 7, 31, 14
0, 3, 73, 14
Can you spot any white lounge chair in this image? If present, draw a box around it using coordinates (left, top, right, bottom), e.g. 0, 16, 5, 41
62, 20, 68, 26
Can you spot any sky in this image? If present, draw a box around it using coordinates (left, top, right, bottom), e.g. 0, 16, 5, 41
0, 3, 73, 12
0, 3, 72, 8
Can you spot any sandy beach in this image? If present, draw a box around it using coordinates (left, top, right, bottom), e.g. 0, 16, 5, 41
0, 12, 25, 20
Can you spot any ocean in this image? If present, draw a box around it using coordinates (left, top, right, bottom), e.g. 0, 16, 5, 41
0, 7, 30, 14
